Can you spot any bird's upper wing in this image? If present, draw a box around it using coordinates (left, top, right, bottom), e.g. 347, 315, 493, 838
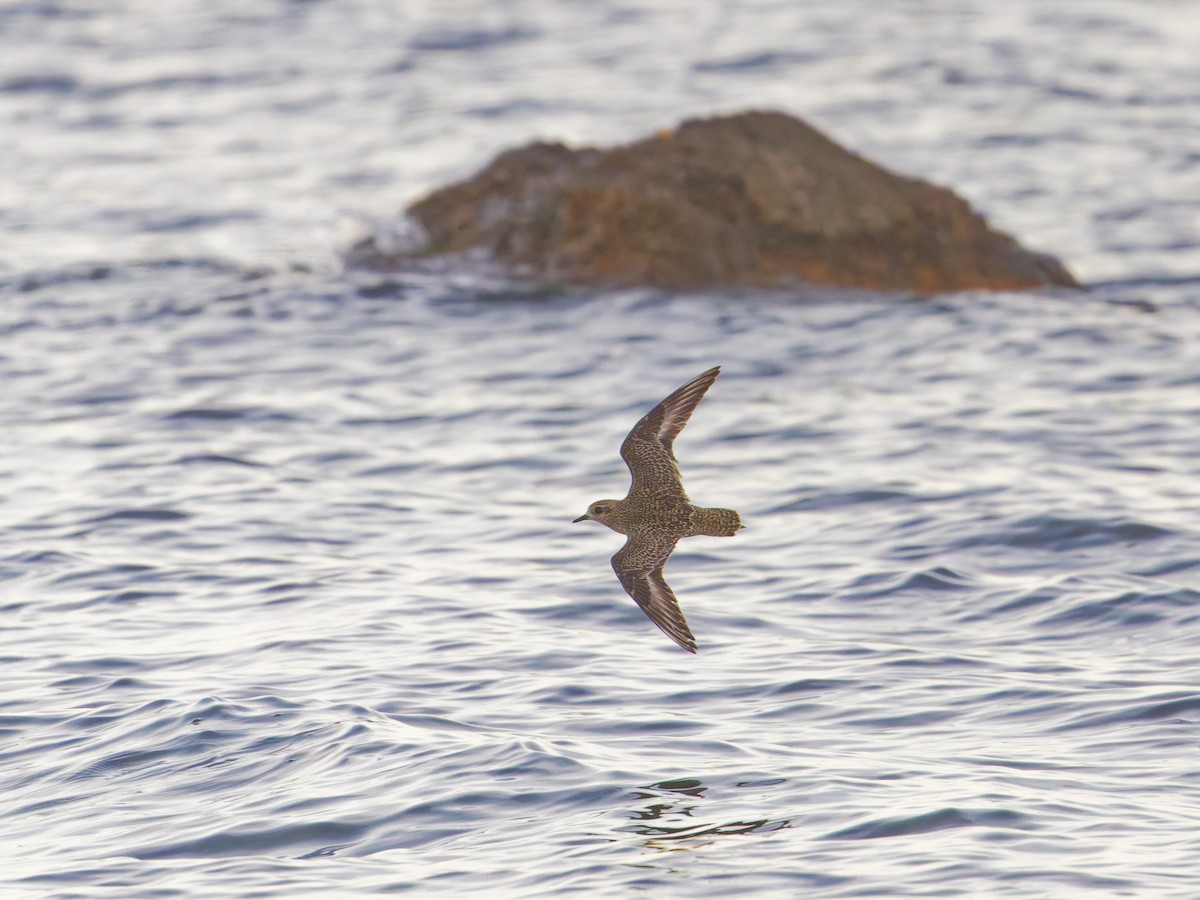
612, 533, 695, 653
620, 366, 720, 496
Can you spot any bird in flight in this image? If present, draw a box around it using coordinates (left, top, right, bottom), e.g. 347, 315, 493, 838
573, 366, 742, 652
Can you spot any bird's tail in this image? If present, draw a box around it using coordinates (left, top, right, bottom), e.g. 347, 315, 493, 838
690, 507, 743, 537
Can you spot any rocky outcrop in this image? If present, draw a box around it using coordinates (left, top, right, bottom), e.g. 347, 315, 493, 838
350, 110, 1077, 293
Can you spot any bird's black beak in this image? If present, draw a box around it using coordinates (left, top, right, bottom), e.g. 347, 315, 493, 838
572, 513, 591, 523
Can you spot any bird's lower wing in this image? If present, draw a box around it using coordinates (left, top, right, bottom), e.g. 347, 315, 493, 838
612, 537, 696, 653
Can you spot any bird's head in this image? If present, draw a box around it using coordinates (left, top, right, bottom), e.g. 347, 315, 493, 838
573, 499, 622, 530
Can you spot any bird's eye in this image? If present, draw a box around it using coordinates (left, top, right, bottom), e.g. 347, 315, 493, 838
593, 505, 608, 514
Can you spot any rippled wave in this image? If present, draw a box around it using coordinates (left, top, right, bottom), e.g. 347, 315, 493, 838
5, 260, 1200, 896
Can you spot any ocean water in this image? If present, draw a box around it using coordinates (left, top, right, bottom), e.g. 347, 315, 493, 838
3, 1, 1200, 898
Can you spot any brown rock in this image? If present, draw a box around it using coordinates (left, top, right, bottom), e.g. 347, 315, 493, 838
354, 110, 1077, 293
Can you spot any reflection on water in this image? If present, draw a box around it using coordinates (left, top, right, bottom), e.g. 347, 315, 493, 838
627, 778, 792, 844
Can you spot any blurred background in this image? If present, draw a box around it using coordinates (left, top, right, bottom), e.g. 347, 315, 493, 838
5, 0, 1197, 283
3, 2, 1200, 898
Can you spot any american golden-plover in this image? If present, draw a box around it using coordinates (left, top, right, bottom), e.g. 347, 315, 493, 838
573, 366, 742, 652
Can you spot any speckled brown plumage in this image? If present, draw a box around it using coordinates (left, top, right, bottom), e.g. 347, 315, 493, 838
573, 366, 742, 652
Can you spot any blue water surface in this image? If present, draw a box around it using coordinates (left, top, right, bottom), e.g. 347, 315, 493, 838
3, 1, 1200, 897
